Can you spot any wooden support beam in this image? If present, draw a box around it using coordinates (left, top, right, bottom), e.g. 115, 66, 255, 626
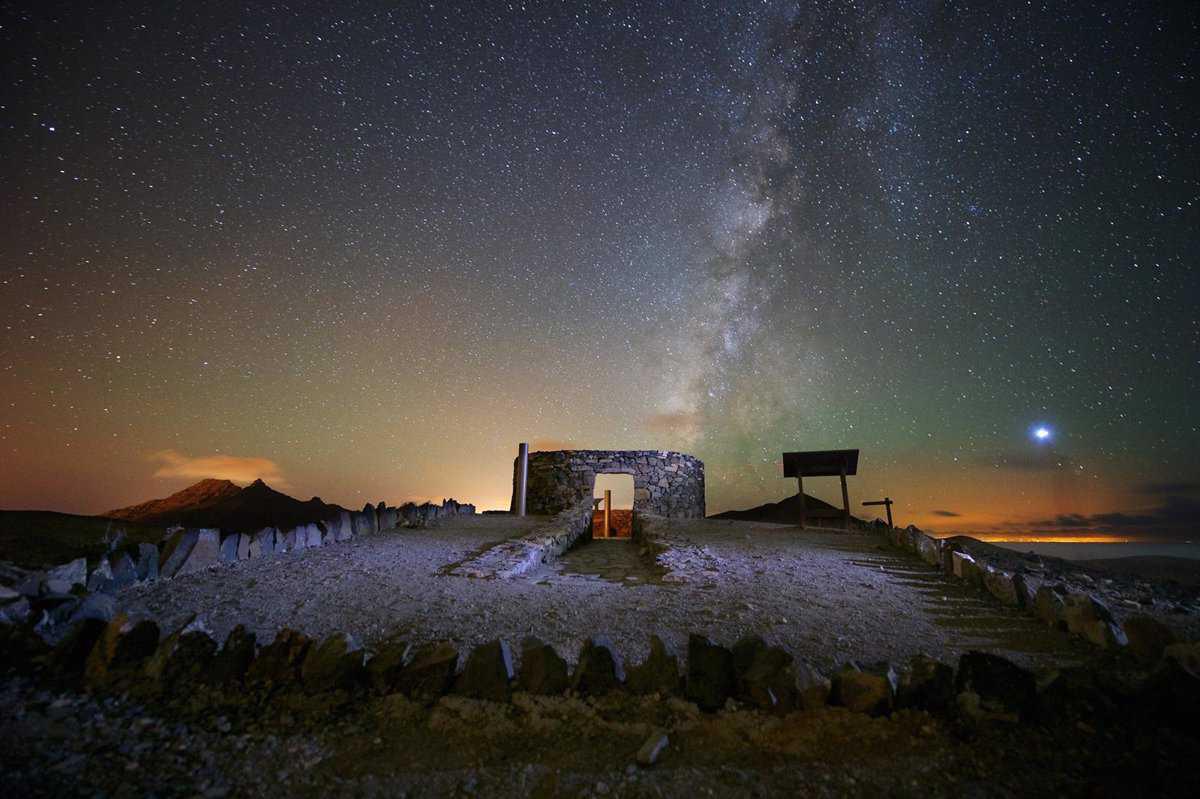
840, 463, 850, 529
797, 475, 806, 529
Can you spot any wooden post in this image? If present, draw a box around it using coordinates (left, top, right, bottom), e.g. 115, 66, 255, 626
839, 463, 850, 529
863, 497, 895, 529
603, 489, 612, 538
797, 475, 806, 529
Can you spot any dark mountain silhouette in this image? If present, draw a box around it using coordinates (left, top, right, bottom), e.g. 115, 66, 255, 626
106, 479, 346, 532
105, 478, 242, 524
711, 492, 859, 524
168, 479, 346, 532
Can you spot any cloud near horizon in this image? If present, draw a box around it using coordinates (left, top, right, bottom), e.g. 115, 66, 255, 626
149, 450, 288, 488
930, 510, 962, 518
1023, 494, 1200, 540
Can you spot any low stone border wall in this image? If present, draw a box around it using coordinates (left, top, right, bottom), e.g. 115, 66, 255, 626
877, 523, 1190, 660
3, 612, 1198, 736
0, 499, 476, 634
447, 500, 595, 579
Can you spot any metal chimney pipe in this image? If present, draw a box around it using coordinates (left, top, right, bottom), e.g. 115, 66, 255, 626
517, 442, 529, 516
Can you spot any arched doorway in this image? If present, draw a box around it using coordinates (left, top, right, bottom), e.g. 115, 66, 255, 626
593, 473, 634, 538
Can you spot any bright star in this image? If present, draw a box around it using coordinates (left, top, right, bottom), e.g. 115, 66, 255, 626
1033, 426, 1051, 441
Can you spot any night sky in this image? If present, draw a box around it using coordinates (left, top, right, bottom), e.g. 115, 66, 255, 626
2, 2, 1197, 540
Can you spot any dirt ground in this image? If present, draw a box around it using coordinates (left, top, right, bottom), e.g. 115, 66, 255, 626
117, 516, 1092, 672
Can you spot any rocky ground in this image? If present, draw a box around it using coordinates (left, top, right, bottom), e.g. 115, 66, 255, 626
3, 670, 1197, 799
115, 516, 1094, 672
3, 515, 1199, 797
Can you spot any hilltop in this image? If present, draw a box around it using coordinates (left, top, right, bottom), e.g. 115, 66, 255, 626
710, 492, 859, 525
105, 478, 242, 524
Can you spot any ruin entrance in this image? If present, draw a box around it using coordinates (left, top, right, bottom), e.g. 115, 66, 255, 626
592, 473, 634, 539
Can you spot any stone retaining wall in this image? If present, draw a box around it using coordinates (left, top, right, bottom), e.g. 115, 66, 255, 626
448, 500, 595, 579
511, 450, 705, 518
0, 499, 476, 634
876, 522, 1184, 659
4, 610, 1197, 732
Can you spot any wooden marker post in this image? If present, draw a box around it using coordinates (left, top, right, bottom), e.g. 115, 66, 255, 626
603, 489, 612, 538
862, 497, 894, 528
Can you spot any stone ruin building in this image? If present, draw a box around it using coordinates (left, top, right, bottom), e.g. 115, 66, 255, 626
509, 449, 705, 519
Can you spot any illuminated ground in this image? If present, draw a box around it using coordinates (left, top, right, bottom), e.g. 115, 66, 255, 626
117, 516, 1090, 671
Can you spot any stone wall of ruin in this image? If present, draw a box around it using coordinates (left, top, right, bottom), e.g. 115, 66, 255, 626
510, 450, 705, 519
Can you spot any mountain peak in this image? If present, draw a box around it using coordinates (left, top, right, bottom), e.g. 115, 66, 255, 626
104, 478, 243, 524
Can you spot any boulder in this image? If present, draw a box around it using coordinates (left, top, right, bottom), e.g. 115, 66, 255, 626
210, 625, 256, 686
333, 511, 354, 542
109, 552, 138, 590
66, 592, 117, 624
1062, 594, 1127, 648
366, 636, 412, 694
174, 529, 220, 576
219, 534, 241, 562
396, 641, 458, 700
455, 639, 515, 702
301, 632, 366, 694
982, 567, 1021, 606
358, 504, 378, 536
285, 527, 305, 553
636, 732, 669, 767
516, 637, 569, 695
38, 592, 81, 625
832, 662, 896, 716
915, 534, 941, 567
306, 523, 323, 549
84, 614, 160, 689
794, 661, 831, 710
250, 527, 277, 559
572, 636, 625, 696
1122, 615, 1177, 663
955, 651, 1036, 720
15, 572, 44, 598
247, 628, 312, 689
1034, 585, 1066, 629
86, 556, 114, 593
736, 640, 797, 712
951, 551, 979, 583
897, 654, 955, 713
44, 618, 108, 682
143, 616, 216, 688
685, 634, 735, 711
135, 543, 159, 581
237, 533, 251, 560
159, 529, 199, 578
0, 595, 32, 625
45, 558, 87, 592
625, 635, 680, 696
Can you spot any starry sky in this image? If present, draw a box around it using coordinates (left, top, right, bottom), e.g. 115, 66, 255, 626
2, 2, 1197, 540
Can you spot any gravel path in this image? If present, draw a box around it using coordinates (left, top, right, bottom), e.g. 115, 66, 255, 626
117, 516, 1091, 671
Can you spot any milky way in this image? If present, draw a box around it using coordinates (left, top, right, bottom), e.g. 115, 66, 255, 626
2, 2, 1197, 538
